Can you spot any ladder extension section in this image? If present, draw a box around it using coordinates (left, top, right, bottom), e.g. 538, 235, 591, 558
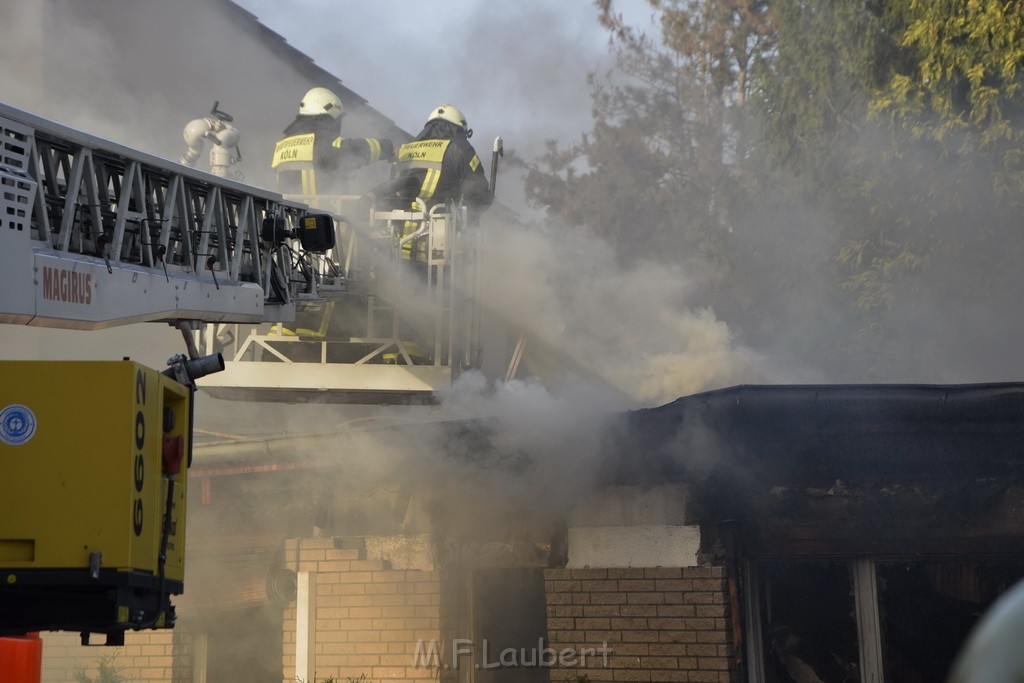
0, 102, 308, 329
0, 102, 484, 404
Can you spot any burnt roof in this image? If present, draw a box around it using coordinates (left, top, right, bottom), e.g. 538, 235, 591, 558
618, 384, 1024, 554
624, 383, 1024, 489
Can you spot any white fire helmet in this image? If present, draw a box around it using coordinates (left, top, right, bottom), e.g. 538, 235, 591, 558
427, 104, 472, 137
299, 87, 344, 119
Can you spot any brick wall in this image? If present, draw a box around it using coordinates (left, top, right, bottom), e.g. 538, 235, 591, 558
544, 567, 738, 683
282, 537, 442, 682
41, 629, 184, 682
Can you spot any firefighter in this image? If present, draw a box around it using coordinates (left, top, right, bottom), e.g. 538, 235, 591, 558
271, 87, 394, 196
364, 104, 492, 264
361, 105, 491, 365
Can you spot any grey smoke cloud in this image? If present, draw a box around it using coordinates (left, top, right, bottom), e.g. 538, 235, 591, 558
474, 222, 769, 407
0, 0, 774, 417
0, 7, 801, 677
2, 0, 768, 459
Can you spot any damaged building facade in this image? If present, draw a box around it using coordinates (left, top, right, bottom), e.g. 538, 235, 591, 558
38, 383, 1024, 682
594, 383, 1024, 683
269, 383, 1024, 683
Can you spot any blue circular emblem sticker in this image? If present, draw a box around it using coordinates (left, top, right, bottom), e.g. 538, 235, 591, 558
0, 404, 37, 446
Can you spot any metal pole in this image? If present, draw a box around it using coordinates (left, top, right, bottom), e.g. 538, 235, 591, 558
852, 559, 885, 682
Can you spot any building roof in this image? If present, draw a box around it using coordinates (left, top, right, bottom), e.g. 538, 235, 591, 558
623, 383, 1024, 556
628, 383, 1024, 486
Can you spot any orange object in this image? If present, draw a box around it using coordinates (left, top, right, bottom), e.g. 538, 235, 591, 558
0, 633, 43, 683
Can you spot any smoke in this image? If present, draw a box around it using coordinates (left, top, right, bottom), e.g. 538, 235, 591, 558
736, 118, 1024, 385
0, 1, 854, 674
0, 4, 44, 110
0, 0, 400, 193
1, 0, 770, 525
182, 216, 761, 547
9, 6, 1024, 682
455, 3, 621, 156
473, 220, 769, 407
323, 214, 775, 539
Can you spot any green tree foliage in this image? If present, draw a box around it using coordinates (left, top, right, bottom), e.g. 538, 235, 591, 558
754, 1, 891, 175
867, 0, 1024, 239
525, 0, 773, 271
74, 653, 133, 683
856, 1, 1024, 375
750, 0, 918, 369
874, 0, 1024, 162
754, 0, 1024, 375
527, 0, 1024, 380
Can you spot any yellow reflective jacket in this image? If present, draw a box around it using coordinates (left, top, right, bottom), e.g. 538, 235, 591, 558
370, 121, 492, 261
272, 114, 394, 195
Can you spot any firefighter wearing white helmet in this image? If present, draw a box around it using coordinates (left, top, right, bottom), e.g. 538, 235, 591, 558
427, 104, 472, 137
299, 87, 344, 118
365, 104, 491, 263
272, 87, 395, 195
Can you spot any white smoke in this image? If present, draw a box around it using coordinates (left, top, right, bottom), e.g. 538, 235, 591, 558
471, 222, 767, 409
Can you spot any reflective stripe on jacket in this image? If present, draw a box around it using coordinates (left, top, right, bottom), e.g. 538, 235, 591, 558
393, 140, 452, 262
272, 115, 394, 195
395, 139, 451, 203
